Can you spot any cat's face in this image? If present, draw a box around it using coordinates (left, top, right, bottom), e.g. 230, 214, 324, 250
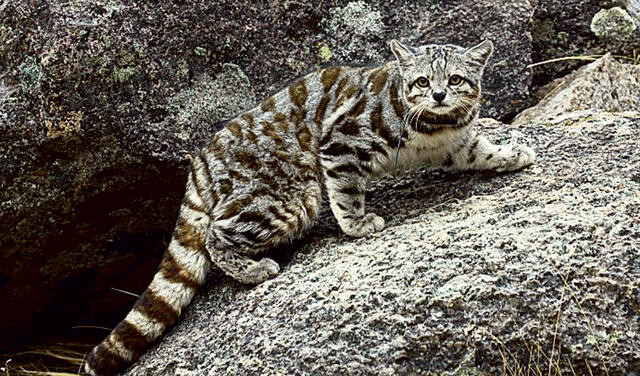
390, 40, 493, 117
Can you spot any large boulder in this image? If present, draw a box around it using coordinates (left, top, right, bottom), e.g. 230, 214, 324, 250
513, 54, 640, 125
0, 0, 538, 342
127, 110, 640, 376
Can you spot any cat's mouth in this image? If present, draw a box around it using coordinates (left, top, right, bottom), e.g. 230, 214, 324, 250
429, 103, 452, 114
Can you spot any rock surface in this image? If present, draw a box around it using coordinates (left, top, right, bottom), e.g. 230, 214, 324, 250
591, 7, 638, 40
513, 54, 640, 125
0, 0, 537, 341
127, 111, 640, 376
531, 0, 640, 89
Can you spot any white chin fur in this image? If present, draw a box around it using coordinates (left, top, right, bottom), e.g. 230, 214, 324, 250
428, 105, 453, 115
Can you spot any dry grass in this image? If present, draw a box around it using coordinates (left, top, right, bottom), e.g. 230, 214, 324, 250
527, 53, 639, 69
485, 259, 614, 376
1, 343, 89, 376
1, 288, 138, 376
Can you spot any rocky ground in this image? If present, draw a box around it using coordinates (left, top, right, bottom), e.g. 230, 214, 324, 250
1, 0, 640, 374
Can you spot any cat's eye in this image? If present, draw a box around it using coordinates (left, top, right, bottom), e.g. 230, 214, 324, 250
448, 75, 463, 86
415, 77, 430, 88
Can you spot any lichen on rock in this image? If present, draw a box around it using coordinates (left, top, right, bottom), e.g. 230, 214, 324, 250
169, 64, 255, 131
323, 1, 386, 64
591, 7, 638, 40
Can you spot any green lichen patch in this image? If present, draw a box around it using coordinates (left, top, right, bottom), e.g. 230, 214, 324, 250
194, 46, 209, 57
17, 57, 44, 92
169, 63, 255, 131
323, 1, 386, 64
325, 1, 384, 37
591, 7, 637, 41
113, 66, 137, 83
316, 42, 333, 63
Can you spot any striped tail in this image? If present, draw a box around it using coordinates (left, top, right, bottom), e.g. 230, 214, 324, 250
84, 173, 212, 376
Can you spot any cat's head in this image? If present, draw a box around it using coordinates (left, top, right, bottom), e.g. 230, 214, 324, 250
389, 39, 493, 117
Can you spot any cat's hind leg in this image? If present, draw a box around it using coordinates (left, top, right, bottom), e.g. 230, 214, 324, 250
207, 246, 280, 285
205, 180, 323, 284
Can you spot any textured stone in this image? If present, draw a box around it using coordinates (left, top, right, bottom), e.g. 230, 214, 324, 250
531, 0, 640, 90
628, 0, 640, 20
513, 54, 640, 125
591, 7, 638, 41
128, 111, 640, 376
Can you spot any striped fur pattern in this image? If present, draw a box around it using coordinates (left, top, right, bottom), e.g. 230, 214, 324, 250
84, 39, 535, 375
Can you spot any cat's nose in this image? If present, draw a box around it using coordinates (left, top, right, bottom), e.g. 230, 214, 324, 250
432, 92, 446, 103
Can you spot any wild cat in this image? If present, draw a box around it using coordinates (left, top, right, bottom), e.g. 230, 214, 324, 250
84, 39, 535, 375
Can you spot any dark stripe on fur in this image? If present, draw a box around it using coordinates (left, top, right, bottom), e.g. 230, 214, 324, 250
226, 121, 243, 140
175, 217, 206, 253
337, 120, 360, 136
331, 163, 363, 176
371, 104, 402, 148
289, 78, 308, 109
133, 289, 179, 327
111, 320, 149, 358
189, 169, 206, 203
159, 251, 200, 290
321, 142, 355, 157
321, 67, 341, 93
268, 206, 293, 228
389, 80, 406, 120
261, 97, 276, 112
183, 196, 206, 214
86, 343, 129, 376
338, 186, 362, 195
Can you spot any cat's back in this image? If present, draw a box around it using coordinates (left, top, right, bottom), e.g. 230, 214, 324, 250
207, 64, 377, 156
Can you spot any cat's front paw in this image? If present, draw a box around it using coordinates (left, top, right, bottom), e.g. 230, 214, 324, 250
340, 213, 385, 237
496, 144, 536, 172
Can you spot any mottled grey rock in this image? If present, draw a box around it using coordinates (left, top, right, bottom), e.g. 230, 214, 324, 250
322, 1, 386, 64
531, 0, 640, 90
628, 0, 640, 20
127, 111, 640, 376
513, 55, 640, 125
591, 7, 638, 41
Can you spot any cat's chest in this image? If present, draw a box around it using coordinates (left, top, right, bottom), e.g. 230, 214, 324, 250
394, 126, 469, 167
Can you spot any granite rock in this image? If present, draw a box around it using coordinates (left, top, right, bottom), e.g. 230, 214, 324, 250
530, 0, 640, 90
513, 54, 640, 125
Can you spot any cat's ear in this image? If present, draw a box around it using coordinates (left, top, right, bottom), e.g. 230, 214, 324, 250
464, 40, 494, 69
389, 39, 416, 70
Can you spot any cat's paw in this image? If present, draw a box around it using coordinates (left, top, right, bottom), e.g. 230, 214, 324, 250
496, 144, 536, 172
341, 213, 385, 237
244, 258, 280, 284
